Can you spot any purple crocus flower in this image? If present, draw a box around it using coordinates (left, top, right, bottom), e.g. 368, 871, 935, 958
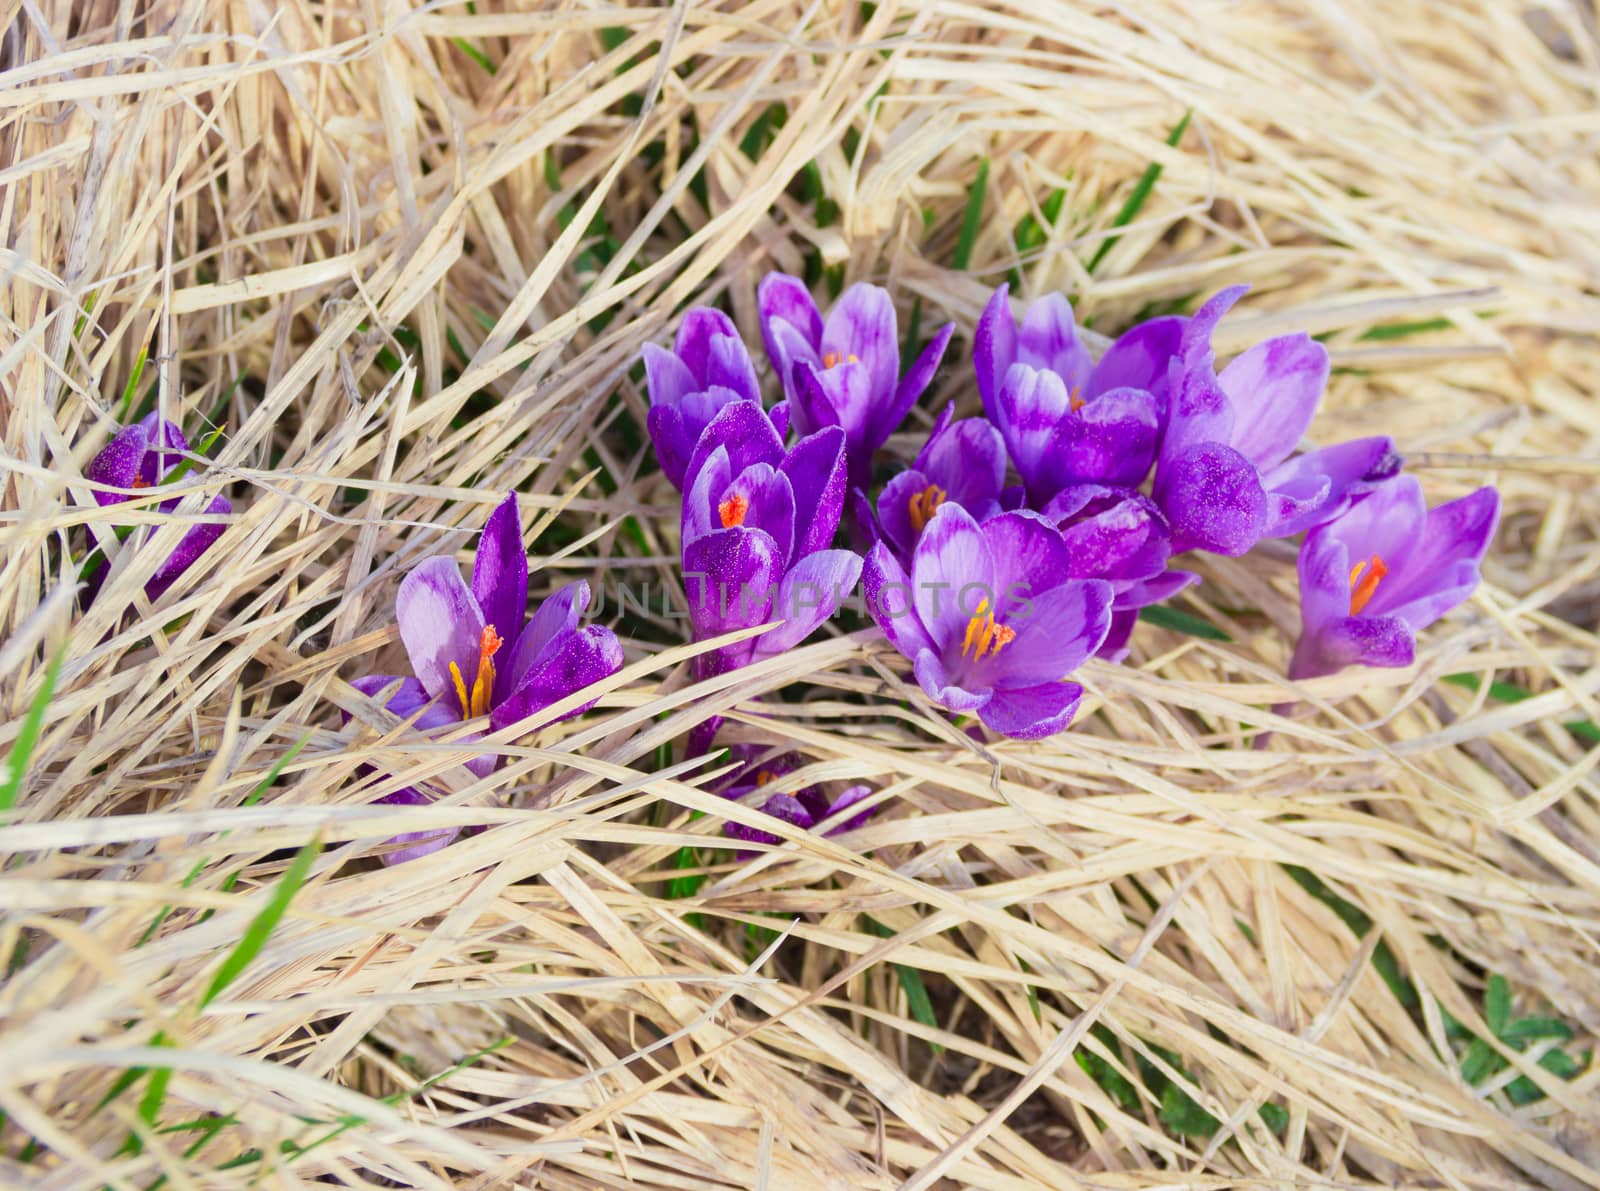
863, 503, 1113, 739
643, 307, 773, 491
681, 402, 862, 682
864, 405, 1007, 568
975, 284, 1185, 506
714, 750, 877, 848
355, 492, 624, 862
1041, 484, 1198, 661
758, 272, 954, 487
84, 413, 232, 598
1289, 476, 1498, 681
1154, 286, 1401, 556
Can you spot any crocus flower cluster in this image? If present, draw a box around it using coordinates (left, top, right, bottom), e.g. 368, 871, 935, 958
643, 273, 1499, 777
83, 412, 232, 600
354, 493, 624, 863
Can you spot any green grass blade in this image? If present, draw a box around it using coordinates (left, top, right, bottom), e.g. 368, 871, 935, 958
952, 157, 989, 271
1138, 604, 1231, 642
1088, 110, 1191, 272
863, 918, 940, 1052
199, 835, 321, 1009
0, 642, 66, 813
115, 347, 150, 423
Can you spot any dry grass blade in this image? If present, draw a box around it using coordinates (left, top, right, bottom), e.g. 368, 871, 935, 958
2, 0, 1599, 1187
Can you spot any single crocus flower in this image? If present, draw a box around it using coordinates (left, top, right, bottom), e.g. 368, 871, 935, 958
84, 413, 232, 599
714, 750, 877, 848
1154, 286, 1401, 556
865, 405, 1007, 567
758, 272, 954, 487
1289, 476, 1498, 680
355, 492, 624, 862
1041, 484, 1199, 661
975, 284, 1186, 505
643, 307, 771, 491
681, 403, 862, 681
863, 504, 1113, 739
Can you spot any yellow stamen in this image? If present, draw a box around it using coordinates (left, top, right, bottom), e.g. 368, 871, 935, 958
960, 599, 1017, 661
820, 350, 859, 369
907, 483, 946, 534
754, 769, 776, 786
451, 624, 504, 718
1348, 555, 1389, 615
718, 493, 749, 528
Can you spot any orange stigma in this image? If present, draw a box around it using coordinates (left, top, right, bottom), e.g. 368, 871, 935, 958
131, 475, 150, 489
718, 493, 750, 528
1068, 387, 1087, 413
959, 599, 1016, 661
449, 624, 503, 719
820, 350, 859, 369
907, 483, 946, 533
1348, 555, 1389, 615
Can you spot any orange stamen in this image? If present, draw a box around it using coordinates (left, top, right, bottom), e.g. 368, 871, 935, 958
1068, 387, 1087, 413
131, 475, 150, 489
1348, 555, 1389, 615
718, 493, 750, 528
960, 600, 1017, 661
820, 351, 859, 369
907, 483, 946, 534
450, 624, 504, 718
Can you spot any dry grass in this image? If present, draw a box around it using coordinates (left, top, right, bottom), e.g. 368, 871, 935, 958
3, 0, 1600, 1187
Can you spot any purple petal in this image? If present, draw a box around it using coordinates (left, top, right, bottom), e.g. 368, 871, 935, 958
995, 363, 1073, 490
985, 578, 1113, 685
1219, 333, 1327, 470
145, 493, 232, 599
819, 784, 877, 836
397, 556, 487, 704
1154, 443, 1268, 556
910, 503, 995, 648
913, 649, 991, 712
974, 284, 1017, 422
503, 581, 590, 699
979, 510, 1071, 615
139, 417, 190, 485
491, 623, 623, 730
879, 322, 955, 446
643, 342, 696, 410
863, 542, 935, 659
724, 462, 797, 567
684, 527, 783, 644
724, 791, 815, 847
751, 549, 862, 658
769, 318, 824, 409
877, 468, 932, 564
684, 400, 785, 492
1181, 286, 1249, 361
914, 415, 1006, 512
1016, 293, 1090, 392
351, 674, 462, 731
86, 422, 151, 506
1319, 473, 1428, 580
1055, 387, 1161, 491
1116, 568, 1199, 610
1044, 486, 1171, 583
674, 308, 740, 383
758, 273, 824, 375
976, 681, 1084, 739
1096, 609, 1138, 662
1377, 486, 1498, 628
768, 401, 791, 440
1260, 436, 1401, 538
821, 283, 898, 413
1290, 615, 1415, 681
376, 785, 463, 866
1160, 352, 1235, 463
1089, 315, 1185, 401
703, 330, 761, 404
649, 387, 751, 493
471, 493, 528, 651
781, 425, 848, 559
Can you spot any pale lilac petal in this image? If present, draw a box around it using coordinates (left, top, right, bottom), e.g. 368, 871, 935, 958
1155, 443, 1268, 556
724, 462, 797, 567
643, 342, 696, 410
1017, 293, 1090, 392
770, 318, 824, 409
913, 649, 991, 712
974, 284, 1018, 421
781, 425, 848, 559
751, 549, 863, 657
758, 273, 824, 370
915, 415, 1005, 512
504, 581, 591, 698
879, 322, 955, 446
863, 542, 935, 659
397, 556, 487, 703
1115, 568, 1199, 610
1322, 474, 1427, 576
674, 308, 740, 382
471, 493, 527, 650
976, 681, 1084, 739
1220, 333, 1328, 469
492, 623, 623, 730
1290, 615, 1415, 681
1088, 315, 1185, 401
979, 511, 1071, 616
1376, 486, 1499, 627
86, 423, 149, 506
821, 283, 898, 410
1160, 353, 1235, 463
703, 331, 761, 403
1295, 527, 1355, 639
995, 363, 1072, 487
911, 503, 995, 648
